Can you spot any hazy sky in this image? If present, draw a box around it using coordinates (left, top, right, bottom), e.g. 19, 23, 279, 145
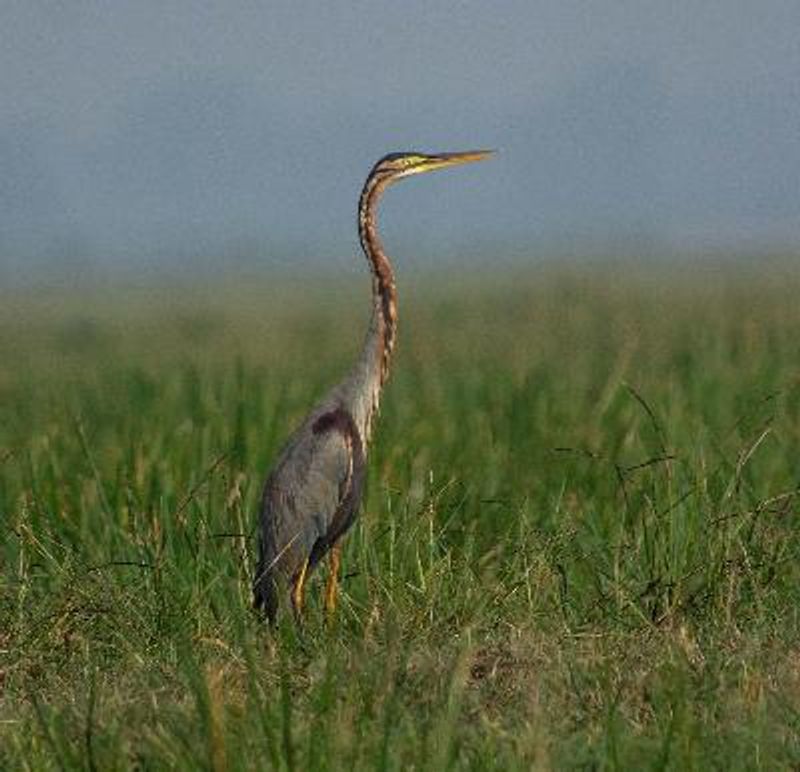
2, 1, 799, 277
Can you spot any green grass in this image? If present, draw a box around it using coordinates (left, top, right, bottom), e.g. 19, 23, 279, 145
1, 259, 799, 770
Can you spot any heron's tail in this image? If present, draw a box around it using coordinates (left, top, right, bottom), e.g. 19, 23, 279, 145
253, 555, 279, 625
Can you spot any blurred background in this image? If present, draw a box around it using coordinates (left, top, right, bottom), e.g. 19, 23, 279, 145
2, 1, 799, 288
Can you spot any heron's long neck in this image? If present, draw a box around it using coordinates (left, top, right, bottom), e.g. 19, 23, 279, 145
344, 176, 397, 443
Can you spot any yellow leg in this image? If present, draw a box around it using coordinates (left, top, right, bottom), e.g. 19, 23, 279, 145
290, 557, 309, 621
324, 542, 342, 618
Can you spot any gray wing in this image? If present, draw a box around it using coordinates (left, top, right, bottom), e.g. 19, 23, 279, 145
253, 406, 364, 619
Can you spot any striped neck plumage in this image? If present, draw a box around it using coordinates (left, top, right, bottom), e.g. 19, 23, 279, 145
345, 172, 397, 443
358, 174, 398, 389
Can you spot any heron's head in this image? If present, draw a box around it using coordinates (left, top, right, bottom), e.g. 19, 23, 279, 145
370, 150, 493, 184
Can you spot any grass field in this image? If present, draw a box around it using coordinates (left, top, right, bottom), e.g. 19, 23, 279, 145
1, 258, 799, 769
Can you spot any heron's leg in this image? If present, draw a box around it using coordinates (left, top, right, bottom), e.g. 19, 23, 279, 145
290, 557, 310, 621
324, 542, 342, 618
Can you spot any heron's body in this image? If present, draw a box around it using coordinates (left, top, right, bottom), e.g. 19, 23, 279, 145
253, 151, 491, 624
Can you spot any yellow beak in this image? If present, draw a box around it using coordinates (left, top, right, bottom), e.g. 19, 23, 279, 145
418, 150, 495, 173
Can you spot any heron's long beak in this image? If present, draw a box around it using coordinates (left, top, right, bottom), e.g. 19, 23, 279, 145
420, 150, 494, 173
